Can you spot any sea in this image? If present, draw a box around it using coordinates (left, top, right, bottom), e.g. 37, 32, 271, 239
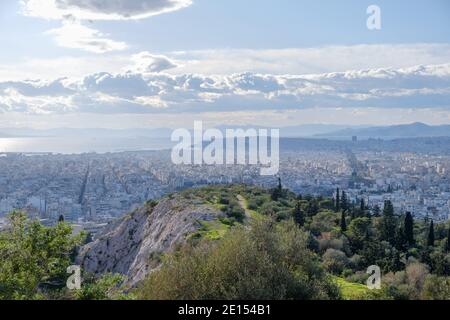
0, 137, 173, 154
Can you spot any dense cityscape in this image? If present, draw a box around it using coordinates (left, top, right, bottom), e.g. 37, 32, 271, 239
1, 136, 450, 233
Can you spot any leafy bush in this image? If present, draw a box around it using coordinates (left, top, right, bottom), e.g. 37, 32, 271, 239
422, 274, 450, 300
309, 211, 339, 235
0, 211, 85, 300
382, 263, 430, 300
74, 273, 128, 300
318, 237, 344, 253
247, 199, 259, 210
218, 196, 230, 205
136, 218, 340, 300
322, 249, 350, 275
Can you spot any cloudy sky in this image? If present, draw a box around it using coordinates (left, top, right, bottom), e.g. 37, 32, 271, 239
1, 0, 450, 129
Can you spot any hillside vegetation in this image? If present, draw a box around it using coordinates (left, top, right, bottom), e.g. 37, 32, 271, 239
1, 184, 449, 300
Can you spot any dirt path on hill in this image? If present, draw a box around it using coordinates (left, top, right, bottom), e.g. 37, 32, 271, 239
237, 195, 252, 220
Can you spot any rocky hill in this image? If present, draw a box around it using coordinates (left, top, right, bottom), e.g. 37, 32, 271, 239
76, 195, 224, 286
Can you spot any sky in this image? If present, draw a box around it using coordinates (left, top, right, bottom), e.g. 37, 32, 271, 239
0, 0, 450, 129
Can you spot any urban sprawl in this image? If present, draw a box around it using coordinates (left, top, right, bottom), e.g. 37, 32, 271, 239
1, 137, 450, 234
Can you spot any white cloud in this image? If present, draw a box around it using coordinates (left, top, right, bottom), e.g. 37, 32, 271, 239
169, 44, 450, 75
2, 44, 449, 81
46, 22, 128, 53
130, 52, 178, 73
82, 72, 159, 98
22, 0, 192, 20
22, 0, 192, 54
0, 55, 131, 82
1, 63, 450, 115
0, 88, 76, 114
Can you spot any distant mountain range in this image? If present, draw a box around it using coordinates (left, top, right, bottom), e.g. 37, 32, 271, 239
0, 124, 361, 139
280, 124, 361, 137
1, 123, 449, 139
216, 124, 358, 137
317, 122, 450, 138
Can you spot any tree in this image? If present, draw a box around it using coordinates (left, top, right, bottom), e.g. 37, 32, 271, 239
340, 191, 348, 212
359, 198, 366, 217
340, 211, 347, 232
278, 177, 282, 194
427, 221, 435, 247
404, 212, 415, 247
430, 250, 449, 276
372, 205, 381, 217
309, 211, 339, 235
422, 275, 450, 300
306, 199, 319, 217
270, 177, 283, 201
0, 211, 85, 300
392, 249, 404, 272
335, 188, 340, 212
347, 217, 371, 252
270, 187, 281, 201
394, 223, 405, 251
379, 200, 396, 245
322, 249, 350, 275
293, 201, 304, 227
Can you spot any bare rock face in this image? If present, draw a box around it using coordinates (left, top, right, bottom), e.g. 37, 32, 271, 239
76, 196, 221, 285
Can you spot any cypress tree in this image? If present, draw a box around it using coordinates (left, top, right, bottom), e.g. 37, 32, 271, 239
270, 187, 280, 201
335, 188, 340, 212
394, 223, 407, 252
293, 201, 304, 227
271, 177, 283, 201
380, 200, 396, 245
392, 249, 403, 272
360, 198, 366, 217
306, 199, 319, 217
404, 212, 414, 247
341, 191, 348, 212
427, 220, 435, 247
340, 211, 347, 232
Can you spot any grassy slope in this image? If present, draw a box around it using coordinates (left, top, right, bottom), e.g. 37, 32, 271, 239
333, 276, 372, 300
181, 185, 381, 300
185, 186, 263, 241
236, 195, 263, 220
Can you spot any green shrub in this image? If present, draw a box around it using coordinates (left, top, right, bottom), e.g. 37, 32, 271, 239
136, 218, 340, 300
322, 249, 350, 275
0, 211, 86, 300
74, 273, 128, 300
